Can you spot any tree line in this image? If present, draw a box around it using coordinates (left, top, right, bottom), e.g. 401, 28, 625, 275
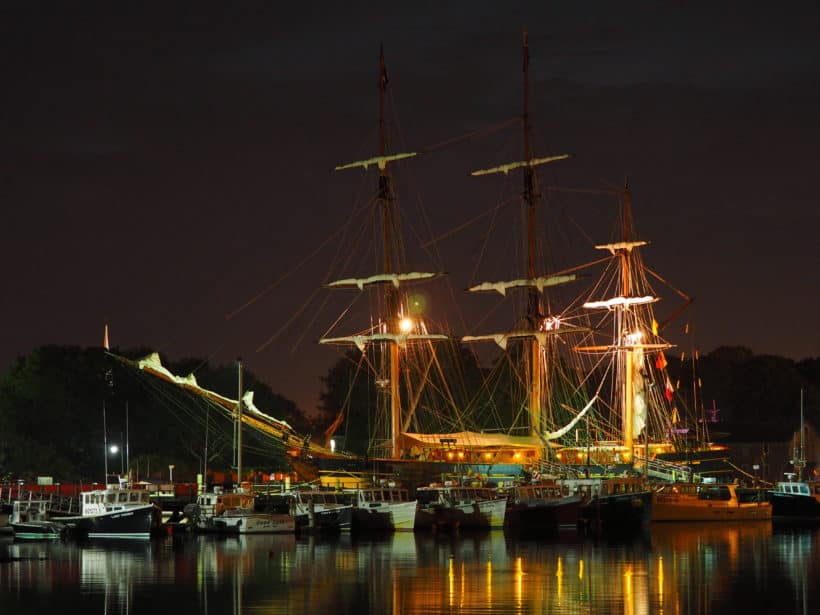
0, 344, 816, 483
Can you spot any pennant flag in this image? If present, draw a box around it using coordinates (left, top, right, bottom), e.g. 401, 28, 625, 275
665, 376, 675, 401
672, 407, 679, 424
652, 319, 659, 335
103, 324, 110, 351
655, 351, 667, 370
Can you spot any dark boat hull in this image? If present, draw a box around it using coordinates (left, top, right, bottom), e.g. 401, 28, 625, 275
507, 497, 583, 534
770, 493, 820, 523
294, 506, 353, 533
579, 491, 653, 535
62, 504, 161, 539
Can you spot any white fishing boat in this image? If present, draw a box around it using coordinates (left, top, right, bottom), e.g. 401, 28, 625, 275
415, 482, 507, 531
9, 499, 65, 540
345, 483, 417, 532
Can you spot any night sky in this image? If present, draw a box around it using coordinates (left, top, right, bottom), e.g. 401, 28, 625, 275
2, 4, 818, 413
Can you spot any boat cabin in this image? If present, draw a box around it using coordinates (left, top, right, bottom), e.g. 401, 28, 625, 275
81, 488, 152, 515
11, 500, 51, 524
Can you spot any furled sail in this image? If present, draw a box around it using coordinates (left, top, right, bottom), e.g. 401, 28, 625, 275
463, 325, 589, 350
542, 395, 597, 441
471, 153, 571, 176
326, 272, 442, 290
467, 274, 577, 296
320, 333, 449, 352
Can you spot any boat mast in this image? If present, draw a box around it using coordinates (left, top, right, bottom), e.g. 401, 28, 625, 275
795, 388, 806, 480
377, 45, 403, 459
522, 31, 543, 436
619, 182, 635, 455
466, 31, 572, 444
237, 357, 243, 489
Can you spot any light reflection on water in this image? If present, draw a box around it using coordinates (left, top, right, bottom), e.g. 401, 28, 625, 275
0, 523, 817, 614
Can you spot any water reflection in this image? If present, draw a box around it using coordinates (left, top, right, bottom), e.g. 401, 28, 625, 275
1, 523, 817, 614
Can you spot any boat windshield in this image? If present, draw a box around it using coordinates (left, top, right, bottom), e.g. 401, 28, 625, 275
698, 486, 731, 501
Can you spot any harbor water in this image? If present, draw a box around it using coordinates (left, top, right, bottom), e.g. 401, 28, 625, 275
1, 522, 817, 614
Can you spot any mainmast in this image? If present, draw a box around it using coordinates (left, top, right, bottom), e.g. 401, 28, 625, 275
377, 45, 402, 460
466, 30, 574, 441
322, 46, 446, 459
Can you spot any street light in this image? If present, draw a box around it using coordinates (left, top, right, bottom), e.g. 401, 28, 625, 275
109, 444, 123, 475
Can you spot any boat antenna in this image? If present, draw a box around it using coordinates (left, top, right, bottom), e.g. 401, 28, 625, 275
103, 401, 108, 485
237, 357, 244, 491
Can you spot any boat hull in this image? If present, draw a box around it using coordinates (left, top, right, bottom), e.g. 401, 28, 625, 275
294, 506, 353, 533
352, 500, 417, 532
62, 504, 161, 539
417, 498, 507, 531
507, 496, 583, 534
653, 494, 771, 521
580, 491, 653, 534
10, 521, 64, 540
213, 512, 295, 534
770, 493, 820, 523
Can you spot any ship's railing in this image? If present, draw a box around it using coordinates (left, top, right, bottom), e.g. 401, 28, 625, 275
634, 456, 696, 482
0, 488, 79, 515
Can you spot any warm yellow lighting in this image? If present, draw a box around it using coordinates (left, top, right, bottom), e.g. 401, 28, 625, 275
555, 452, 562, 460
484, 452, 493, 459
513, 452, 521, 460
447, 452, 454, 460
457, 451, 464, 459
576, 452, 584, 460
399, 317, 414, 333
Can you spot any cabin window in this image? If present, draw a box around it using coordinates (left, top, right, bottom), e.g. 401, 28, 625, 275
699, 486, 731, 501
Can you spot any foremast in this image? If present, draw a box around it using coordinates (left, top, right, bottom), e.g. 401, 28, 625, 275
320, 46, 446, 459
464, 31, 577, 443
578, 182, 671, 460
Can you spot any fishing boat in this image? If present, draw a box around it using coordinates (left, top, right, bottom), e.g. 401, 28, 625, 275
9, 499, 65, 540
415, 482, 507, 531
345, 482, 417, 532
769, 390, 820, 523
559, 475, 653, 534
652, 481, 771, 522
185, 489, 294, 534
505, 477, 583, 534
770, 476, 820, 523
286, 488, 353, 533
60, 481, 162, 539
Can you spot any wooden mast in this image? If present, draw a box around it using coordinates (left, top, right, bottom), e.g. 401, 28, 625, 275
377, 45, 402, 459
620, 182, 634, 456
522, 30, 543, 438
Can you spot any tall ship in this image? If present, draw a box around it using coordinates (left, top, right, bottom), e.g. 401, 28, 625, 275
112, 34, 730, 522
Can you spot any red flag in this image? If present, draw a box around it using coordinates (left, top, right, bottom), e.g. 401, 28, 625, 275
655, 351, 667, 370
665, 376, 674, 401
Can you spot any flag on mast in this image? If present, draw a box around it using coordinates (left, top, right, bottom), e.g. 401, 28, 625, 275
664, 376, 674, 402
103, 324, 110, 351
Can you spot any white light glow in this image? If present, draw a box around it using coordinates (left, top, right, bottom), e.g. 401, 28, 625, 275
399, 317, 414, 333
